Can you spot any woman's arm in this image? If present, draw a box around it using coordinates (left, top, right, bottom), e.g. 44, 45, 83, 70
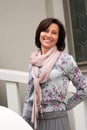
64, 55, 87, 110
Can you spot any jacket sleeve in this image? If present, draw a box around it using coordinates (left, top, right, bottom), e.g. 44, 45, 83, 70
22, 64, 33, 118
65, 55, 87, 110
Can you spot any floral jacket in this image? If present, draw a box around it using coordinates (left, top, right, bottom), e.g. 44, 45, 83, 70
22, 53, 87, 118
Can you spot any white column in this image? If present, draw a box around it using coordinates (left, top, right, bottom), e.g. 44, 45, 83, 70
6, 81, 21, 115
72, 102, 87, 130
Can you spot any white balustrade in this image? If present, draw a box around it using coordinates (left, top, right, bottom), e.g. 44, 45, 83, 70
0, 69, 28, 115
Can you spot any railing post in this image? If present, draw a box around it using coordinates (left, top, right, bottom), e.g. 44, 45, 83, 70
6, 81, 21, 115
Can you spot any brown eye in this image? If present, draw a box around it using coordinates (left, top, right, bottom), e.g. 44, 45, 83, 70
52, 31, 57, 34
51, 30, 58, 35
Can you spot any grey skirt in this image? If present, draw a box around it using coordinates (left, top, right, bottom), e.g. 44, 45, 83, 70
25, 111, 71, 130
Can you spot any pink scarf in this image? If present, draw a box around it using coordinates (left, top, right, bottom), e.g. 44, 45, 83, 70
30, 46, 61, 130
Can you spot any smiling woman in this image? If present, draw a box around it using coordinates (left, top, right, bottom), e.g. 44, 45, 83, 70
22, 18, 87, 130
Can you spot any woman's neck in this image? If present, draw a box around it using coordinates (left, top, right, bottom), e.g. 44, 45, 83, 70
41, 47, 50, 54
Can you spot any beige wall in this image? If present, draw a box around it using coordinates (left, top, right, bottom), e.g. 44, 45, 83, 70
0, 0, 46, 71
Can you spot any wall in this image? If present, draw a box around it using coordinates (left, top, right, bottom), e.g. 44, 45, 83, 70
0, 0, 46, 71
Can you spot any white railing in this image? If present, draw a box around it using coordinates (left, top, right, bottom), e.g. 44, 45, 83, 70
0, 69, 87, 130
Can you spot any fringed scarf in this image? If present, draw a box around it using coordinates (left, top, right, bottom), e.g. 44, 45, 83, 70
30, 46, 61, 130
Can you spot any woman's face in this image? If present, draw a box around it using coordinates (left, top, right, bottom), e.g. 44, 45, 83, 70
39, 23, 59, 54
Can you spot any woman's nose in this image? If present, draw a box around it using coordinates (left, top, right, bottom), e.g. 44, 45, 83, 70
46, 32, 51, 37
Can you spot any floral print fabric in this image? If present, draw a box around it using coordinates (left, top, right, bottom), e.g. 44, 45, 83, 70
22, 53, 87, 118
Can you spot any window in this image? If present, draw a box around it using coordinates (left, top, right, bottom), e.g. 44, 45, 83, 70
69, 0, 87, 64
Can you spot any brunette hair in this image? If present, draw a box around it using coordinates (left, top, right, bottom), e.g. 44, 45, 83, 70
35, 18, 66, 51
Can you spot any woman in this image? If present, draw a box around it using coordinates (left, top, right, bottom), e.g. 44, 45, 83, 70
22, 18, 87, 130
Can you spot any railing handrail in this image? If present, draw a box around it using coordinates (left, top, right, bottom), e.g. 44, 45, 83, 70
0, 68, 87, 83
0, 69, 29, 115
0, 69, 29, 83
